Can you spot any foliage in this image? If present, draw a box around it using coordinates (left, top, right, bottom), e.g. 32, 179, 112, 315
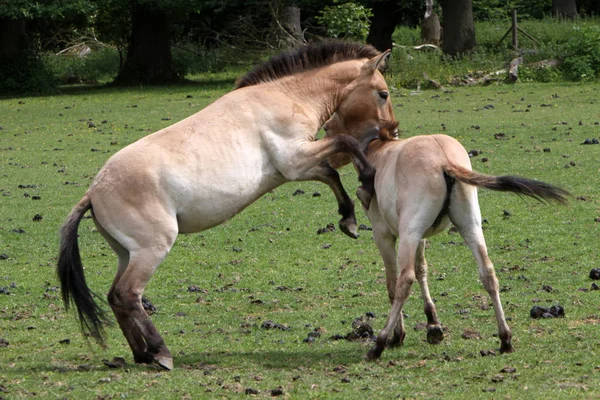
561, 25, 600, 80
390, 18, 600, 88
43, 47, 120, 84
315, 2, 373, 41
1, 83, 600, 397
472, 0, 552, 21
0, 0, 94, 20
0, 52, 58, 93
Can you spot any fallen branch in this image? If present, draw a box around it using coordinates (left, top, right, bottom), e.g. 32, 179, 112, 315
422, 72, 446, 91
509, 57, 523, 82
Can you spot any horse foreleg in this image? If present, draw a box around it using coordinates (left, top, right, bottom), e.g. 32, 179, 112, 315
274, 135, 375, 209
311, 160, 358, 238
414, 239, 444, 344
368, 235, 418, 360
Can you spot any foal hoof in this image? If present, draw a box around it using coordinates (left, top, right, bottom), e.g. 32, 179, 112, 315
356, 187, 372, 210
339, 219, 358, 239
500, 342, 515, 354
154, 356, 174, 371
426, 325, 444, 345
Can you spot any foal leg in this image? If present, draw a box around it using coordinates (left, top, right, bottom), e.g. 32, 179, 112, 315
414, 239, 443, 344
368, 234, 420, 360
370, 219, 404, 348
449, 187, 513, 353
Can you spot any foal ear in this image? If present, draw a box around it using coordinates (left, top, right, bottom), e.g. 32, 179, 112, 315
363, 49, 392, 74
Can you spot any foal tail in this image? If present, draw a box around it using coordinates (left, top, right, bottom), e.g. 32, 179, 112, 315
444, 164, 570, 205
57, 194, 107, 344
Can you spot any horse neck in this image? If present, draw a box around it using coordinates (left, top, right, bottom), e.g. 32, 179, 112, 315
366, 139, 400, 166
277, 61, 362, 125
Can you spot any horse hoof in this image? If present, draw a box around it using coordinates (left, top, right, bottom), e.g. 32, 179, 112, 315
154, 356, 174, 371
366, 347, 383, 361
339, 221, 358, 239
356, 187, 372, 210
426, 326, 444, 345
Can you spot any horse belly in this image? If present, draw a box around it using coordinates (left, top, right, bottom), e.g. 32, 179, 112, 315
170, 172, 283, 234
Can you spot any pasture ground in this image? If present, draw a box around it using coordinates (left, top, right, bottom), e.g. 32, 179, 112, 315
1, 80, 599, 399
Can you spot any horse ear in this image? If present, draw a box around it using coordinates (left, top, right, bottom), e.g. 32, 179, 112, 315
363, 49, 392, 74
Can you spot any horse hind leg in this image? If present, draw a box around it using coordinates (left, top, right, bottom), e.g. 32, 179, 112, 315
109, 244, 176, 370
96, 215, 178, 370
449, 187, 513, 353
414, 239, 444, 345
94, 218, 147, 361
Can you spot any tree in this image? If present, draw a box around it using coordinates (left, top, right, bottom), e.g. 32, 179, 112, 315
441, 0, 476, 56
364, 0, 422, 51
421, 0, 441, 45
112, 1, 177, 85
271, 1, 303, 47
553, 0, 578, 18
366, 0, 403, 51
0, 0, 94, 92
103, 0, 204, 85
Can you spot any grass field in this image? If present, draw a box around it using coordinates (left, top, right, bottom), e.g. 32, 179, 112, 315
1, 79, 600, 399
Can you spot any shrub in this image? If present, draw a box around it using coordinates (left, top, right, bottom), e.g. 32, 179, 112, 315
43, 47, 120, 84
0, 53, 58, 94
561, 25, 600, 80
315, 2, 372, 41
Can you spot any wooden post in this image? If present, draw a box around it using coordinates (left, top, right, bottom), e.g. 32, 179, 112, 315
511, 9, 518, 50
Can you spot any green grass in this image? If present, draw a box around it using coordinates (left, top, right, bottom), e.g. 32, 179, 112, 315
1, 80, 600, 399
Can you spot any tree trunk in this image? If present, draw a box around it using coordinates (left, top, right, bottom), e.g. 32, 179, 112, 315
553, 0, 578, 18
274, 4, 302, 48
367, 0, 403, 52
0, 18, 27, 59
113, 3, 177, 85
421, 13, 442, 45
441, 0, 476, 56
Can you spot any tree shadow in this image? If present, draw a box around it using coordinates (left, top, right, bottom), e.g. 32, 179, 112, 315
0, 77, 238, 100
177, 347, 369, 370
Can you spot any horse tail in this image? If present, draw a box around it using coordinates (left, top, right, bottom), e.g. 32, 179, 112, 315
444, 163, 570, 205
57, 193, 108, 344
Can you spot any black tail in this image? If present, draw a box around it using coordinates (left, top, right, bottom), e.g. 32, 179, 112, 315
445, 164, 570, 205
57, 194, 108, 344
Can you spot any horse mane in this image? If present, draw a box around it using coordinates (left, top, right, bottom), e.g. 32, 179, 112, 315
235, 41, 380, 89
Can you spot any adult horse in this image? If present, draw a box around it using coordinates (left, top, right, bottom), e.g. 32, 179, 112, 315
348, 123, 568, 360
58, 41, 396, 370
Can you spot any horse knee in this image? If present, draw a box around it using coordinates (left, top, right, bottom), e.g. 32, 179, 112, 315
108, 286, 139, 311
399, 269, 416, 287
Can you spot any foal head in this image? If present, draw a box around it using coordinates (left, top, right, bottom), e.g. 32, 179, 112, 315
323, 51, 397, 168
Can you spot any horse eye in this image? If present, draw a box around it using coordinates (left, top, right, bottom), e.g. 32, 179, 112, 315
378, 91, 389, 100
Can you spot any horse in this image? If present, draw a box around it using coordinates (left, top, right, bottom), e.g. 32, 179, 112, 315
57, 41, 397, 370
347, 122, 569, 360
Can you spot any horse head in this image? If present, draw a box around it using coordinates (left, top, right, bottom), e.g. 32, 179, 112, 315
323, 50, 397, 168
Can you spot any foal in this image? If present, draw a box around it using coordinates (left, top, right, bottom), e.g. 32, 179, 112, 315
353, 123, 569, 360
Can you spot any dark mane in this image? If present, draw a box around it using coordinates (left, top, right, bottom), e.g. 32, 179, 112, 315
235, 41, 380, 89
